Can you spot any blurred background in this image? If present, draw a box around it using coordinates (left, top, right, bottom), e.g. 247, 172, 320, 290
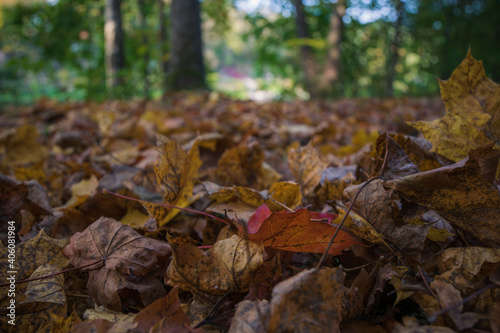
0, 0, 499, 104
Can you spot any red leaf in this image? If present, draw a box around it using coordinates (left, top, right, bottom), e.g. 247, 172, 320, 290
247, 208, 355, 255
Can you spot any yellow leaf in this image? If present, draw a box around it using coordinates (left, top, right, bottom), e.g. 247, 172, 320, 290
144, 140, 201, 226
409, 50, 500, 162
65, 174, 99, 208
266, 181, 302, 211
0, 124, 48, 168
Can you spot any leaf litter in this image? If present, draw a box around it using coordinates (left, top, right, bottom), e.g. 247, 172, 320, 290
0, 51, 499, 332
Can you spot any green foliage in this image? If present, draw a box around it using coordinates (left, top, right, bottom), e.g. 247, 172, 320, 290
0, 0, 499, 103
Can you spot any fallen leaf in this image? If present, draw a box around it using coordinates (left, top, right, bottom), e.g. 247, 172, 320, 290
409, 50, 500, 163
64, 174, 99, 208
229, 300, 270, 333
268, 267, 344, 332
133, 286, 204, 333
431, 279, 486, 331
383, 146, 500, 246
287, 142, 327, 198
0, 124, 48, 167
246, 206, 356, 255
142, 139, 202, 226
215, 139, 264, 187
166, 233, 266, 295
436, 247, 500, 293
63, 217, 171, 310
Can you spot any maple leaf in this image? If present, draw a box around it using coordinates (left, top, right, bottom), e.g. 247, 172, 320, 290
141, 139, 202, 226
62, 217, 171, 310
408, 50, 500, 163
344, 134, 432, 257
246, 205, 356, 255
287, 142, 327, 198
383, 146, 500, 247
165, 233, 268, 296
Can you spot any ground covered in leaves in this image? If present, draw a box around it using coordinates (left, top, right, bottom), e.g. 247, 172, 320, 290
1, 51, 499, 333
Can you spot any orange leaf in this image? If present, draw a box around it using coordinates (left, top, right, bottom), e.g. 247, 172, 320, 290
247, 206, 355, 255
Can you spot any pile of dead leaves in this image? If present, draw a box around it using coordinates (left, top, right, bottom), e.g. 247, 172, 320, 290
0, 50, 499, 333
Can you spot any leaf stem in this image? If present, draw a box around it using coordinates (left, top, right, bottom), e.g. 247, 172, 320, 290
103, 189, 230, 225
0, 259, 104, 288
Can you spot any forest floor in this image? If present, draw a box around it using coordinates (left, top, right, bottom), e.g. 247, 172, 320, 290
0, 53, 499, 333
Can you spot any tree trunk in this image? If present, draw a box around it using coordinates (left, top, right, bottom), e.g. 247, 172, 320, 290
320, 0, 345, 96
292, 0, 319, 98
386, 0, 403, 97
169, 0, 206, 90
158, 0, 168, 88
138, 0, 150, 98
104, 0, 125, 91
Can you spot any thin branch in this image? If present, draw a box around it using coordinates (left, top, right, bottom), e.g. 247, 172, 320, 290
316, 176, 378, 269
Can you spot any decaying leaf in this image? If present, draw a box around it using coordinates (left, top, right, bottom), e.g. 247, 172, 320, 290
166, 233, 267, 295
288, 142, 327, 198
133, 287, 204, 333
384, 146, 500, 246
63, 217, 171, 310
268, 267, 344, 332
229, 300, 271, 333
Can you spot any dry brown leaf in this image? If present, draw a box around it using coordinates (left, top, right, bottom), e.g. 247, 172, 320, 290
384, 146, 500, 246
166, 234, 266, 296
268, 267, 344, 332
229, 300, 270, 333
287, 142, 327, 198
62, 217, 171, 310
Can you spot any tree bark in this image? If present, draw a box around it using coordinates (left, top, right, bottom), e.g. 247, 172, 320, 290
104, 0, 125, 91
169, 0, 206, 90
320, 0, 345, 96
158, 0, 168, 86
386, 0, 403, 97
138, 0, 150, 98
292, 0, 319, 98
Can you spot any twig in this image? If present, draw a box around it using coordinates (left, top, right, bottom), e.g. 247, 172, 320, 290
428, 283, 498, 322
316, 135, 390, 270
315, 176, 378, 270
418, 265, 437, 299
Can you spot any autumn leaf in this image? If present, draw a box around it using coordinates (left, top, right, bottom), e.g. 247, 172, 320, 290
166, 233, 267, 296
0, 175, 52, 240
141, 139, 202, 226
268, 267, 344, 332
246, 205, 356, 255
229, 300, 270, 333
134, 287, 204, 333
64, 174, 99, 208
287, 142, 327, 198
62, 217, 171, 310
383, 146, 500, 246
408, 50, 500, 163
0, 124, 48, 168
215, 139, 264, 187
